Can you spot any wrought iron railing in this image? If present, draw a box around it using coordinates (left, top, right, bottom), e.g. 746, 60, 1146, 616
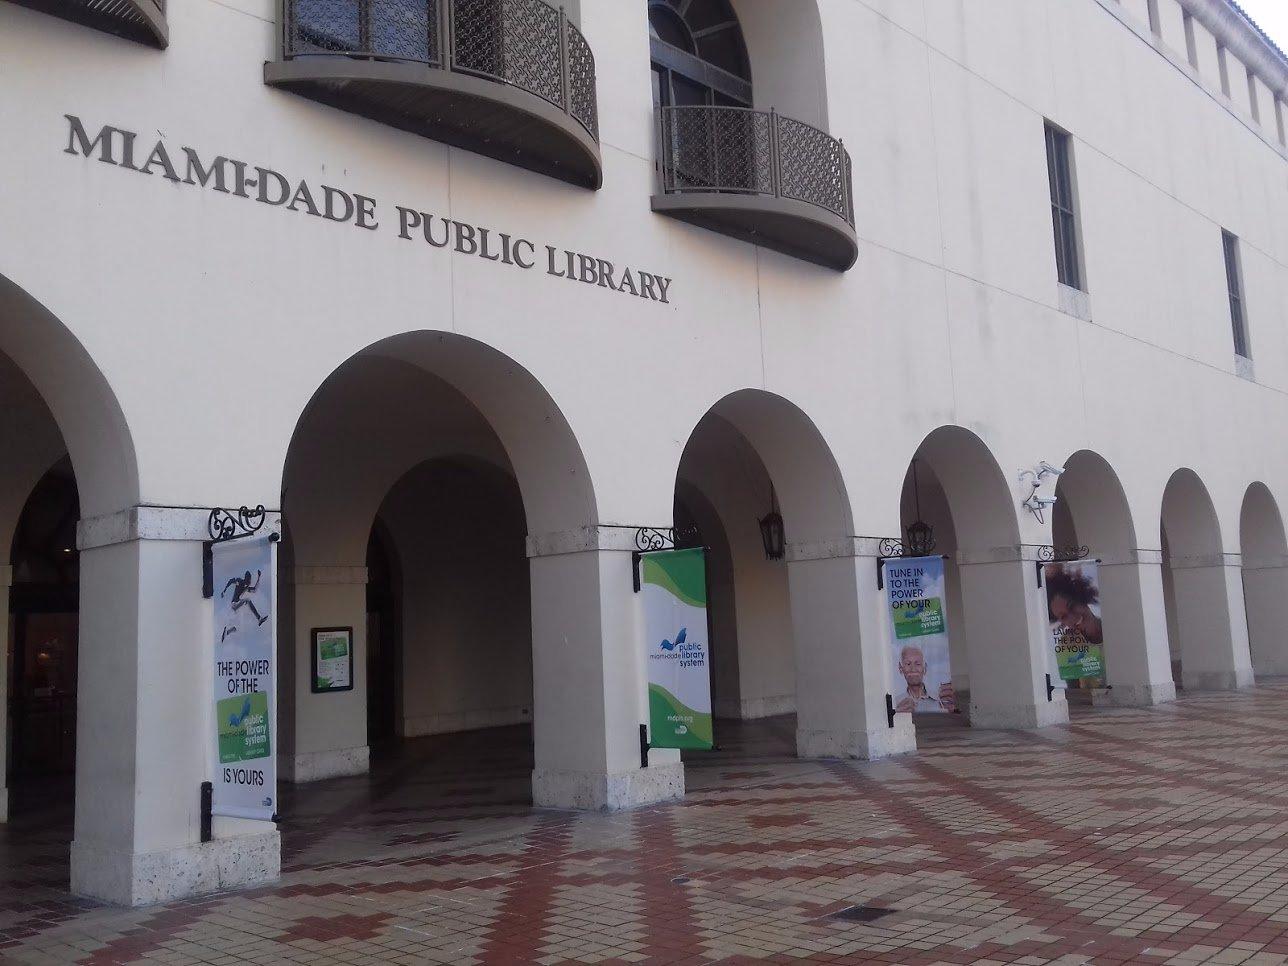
657, 105, 854, 226
282, 0, 599, 141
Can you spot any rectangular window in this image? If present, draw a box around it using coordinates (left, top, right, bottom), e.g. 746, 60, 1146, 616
1183, 11, 1199, 68
1247, 69, 1261, 124
1223, 230, 1249, 359
1217, 44, 1231, 96
1045, 123, 1083, 291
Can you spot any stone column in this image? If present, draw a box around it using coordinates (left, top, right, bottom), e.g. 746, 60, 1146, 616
70, 507, 280, 906
1170, 552, 1254, 691
958, 547, 1069, 730
527, 527, 684, 810
788, 538, 916, 760
1091, 550, 1176, 707
0, 564, 9, 823
280, 566, 369, 782
1241, 552, 1288, 676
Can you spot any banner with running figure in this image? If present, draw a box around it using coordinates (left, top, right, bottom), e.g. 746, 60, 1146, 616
640, 547, 713, 750
1044, 561, 1106, 681
884, 555, 957, 714
211, 534, 277, 821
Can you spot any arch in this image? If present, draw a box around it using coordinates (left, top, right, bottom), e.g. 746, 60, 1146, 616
1161, 468, 1253, 691
283, 331, 598, 566
0, 273, 139, 516
1239, 483, 1287, 567
899, 426, 1064, 730
1161, 468, 1223, 558
728, 0, 828, 129
678, 389, 853, 545
1054, 450, 1138, 555
1240, 482, 1288, 677
909, 426, 1018, 551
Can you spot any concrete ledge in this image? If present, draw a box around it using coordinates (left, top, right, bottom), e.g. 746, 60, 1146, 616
957, 545, 1051, 566
1182, 667, 1255, 691
1099, 550, 1164, 567
281, 745, 370, 783
785, 537, 888, 563
970, 695, 1069, 730
70, 829, 280, 906
403, 706, 530, 737
1092, 681, 1177, 708
78, 505, 281, 551
796, 716, 917, 760
532, 763, 684, 811
1168, 552, 1242, 570
526, 526, 656, 558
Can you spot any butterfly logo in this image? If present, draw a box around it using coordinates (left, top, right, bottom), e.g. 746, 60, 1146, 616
661, 627, 687, 651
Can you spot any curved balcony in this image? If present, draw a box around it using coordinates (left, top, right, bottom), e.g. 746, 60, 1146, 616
7, 0, 167, 48
265, 0, 601, 190
653, 106, 857, 271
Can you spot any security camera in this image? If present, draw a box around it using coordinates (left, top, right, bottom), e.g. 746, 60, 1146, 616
1037, 461, 1065, 478
1033, 495, 1058, 508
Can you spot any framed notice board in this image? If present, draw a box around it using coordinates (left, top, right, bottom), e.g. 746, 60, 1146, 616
311, 626, 354, 693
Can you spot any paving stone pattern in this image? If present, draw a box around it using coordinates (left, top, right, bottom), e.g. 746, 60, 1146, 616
6, 686, 1288, 964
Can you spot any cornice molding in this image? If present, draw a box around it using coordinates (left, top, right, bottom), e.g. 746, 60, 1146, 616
1180, 0, 1288, 95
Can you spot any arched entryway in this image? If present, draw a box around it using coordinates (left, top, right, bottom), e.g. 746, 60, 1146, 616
1052, 451, 1174, 707
1161, 469, 1252, 691
278, 331, 663, 816
1239, 483, 1288, 677
674, 389, 906, 762
896, 427, 1067, 730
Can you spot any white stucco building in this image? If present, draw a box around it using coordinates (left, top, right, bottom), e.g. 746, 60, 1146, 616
1, 0, 1286, 907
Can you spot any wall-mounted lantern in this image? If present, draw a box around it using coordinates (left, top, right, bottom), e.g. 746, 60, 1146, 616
758, 488, 786, 561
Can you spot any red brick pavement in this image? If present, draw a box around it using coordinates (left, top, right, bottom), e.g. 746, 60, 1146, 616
5, 686, 1288, 963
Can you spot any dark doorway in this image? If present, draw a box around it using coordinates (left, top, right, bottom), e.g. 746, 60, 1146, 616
8, 459, 79, 782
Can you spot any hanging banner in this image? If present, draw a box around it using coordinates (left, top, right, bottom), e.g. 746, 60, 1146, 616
884, 555, 957, 713
641, 548, 713, 750
211, 534, 277, 821
1044, 561, 1105, 681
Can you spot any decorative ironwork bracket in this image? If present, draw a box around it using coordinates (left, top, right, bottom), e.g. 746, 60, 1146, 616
876, 539, 949, 591
631, 526, 700, 592
1034, 545, 1093, 588
885, 693, 896, 729
203, 506, 275, 599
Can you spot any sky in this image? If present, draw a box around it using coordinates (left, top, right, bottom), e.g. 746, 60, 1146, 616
1235, 0, 1288, 54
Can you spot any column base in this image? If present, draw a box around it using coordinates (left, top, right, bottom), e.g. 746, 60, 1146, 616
1092, 681, 1177, 708
532, 763, 684, 811
1251, 661, 1288, 677
0, 786, 7, 823
796, 716, 917, 760
1182, 668, 1255, 691
281, 745, 370, 783
970, 694, 1069, 730
71, 830, 280, 906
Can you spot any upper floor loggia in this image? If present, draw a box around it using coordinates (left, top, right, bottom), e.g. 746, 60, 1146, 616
648, 0, 857, 271
264, 0, 602, 190
4, 0, 167, 48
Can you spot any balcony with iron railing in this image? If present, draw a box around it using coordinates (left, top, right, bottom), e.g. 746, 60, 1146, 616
5, 0, 167, 48
265, 0, 601, 189
653, 105, 857, 271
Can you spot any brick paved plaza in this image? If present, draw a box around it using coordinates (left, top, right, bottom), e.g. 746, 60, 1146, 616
6, 685, 1288, 965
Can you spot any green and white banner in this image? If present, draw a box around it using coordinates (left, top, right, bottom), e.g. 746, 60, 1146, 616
884, 555, 957, 714
1044, 561, 1106, 681
211, 534, 277, 821
640, 547, 713, 750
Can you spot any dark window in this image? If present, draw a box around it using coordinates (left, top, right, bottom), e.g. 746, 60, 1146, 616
1045, 123, 1082, 291
648, 0, 751, 108
1223, 230, 1249, 358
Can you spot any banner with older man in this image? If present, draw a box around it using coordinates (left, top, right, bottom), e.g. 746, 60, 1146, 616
884, 555, 956, 714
